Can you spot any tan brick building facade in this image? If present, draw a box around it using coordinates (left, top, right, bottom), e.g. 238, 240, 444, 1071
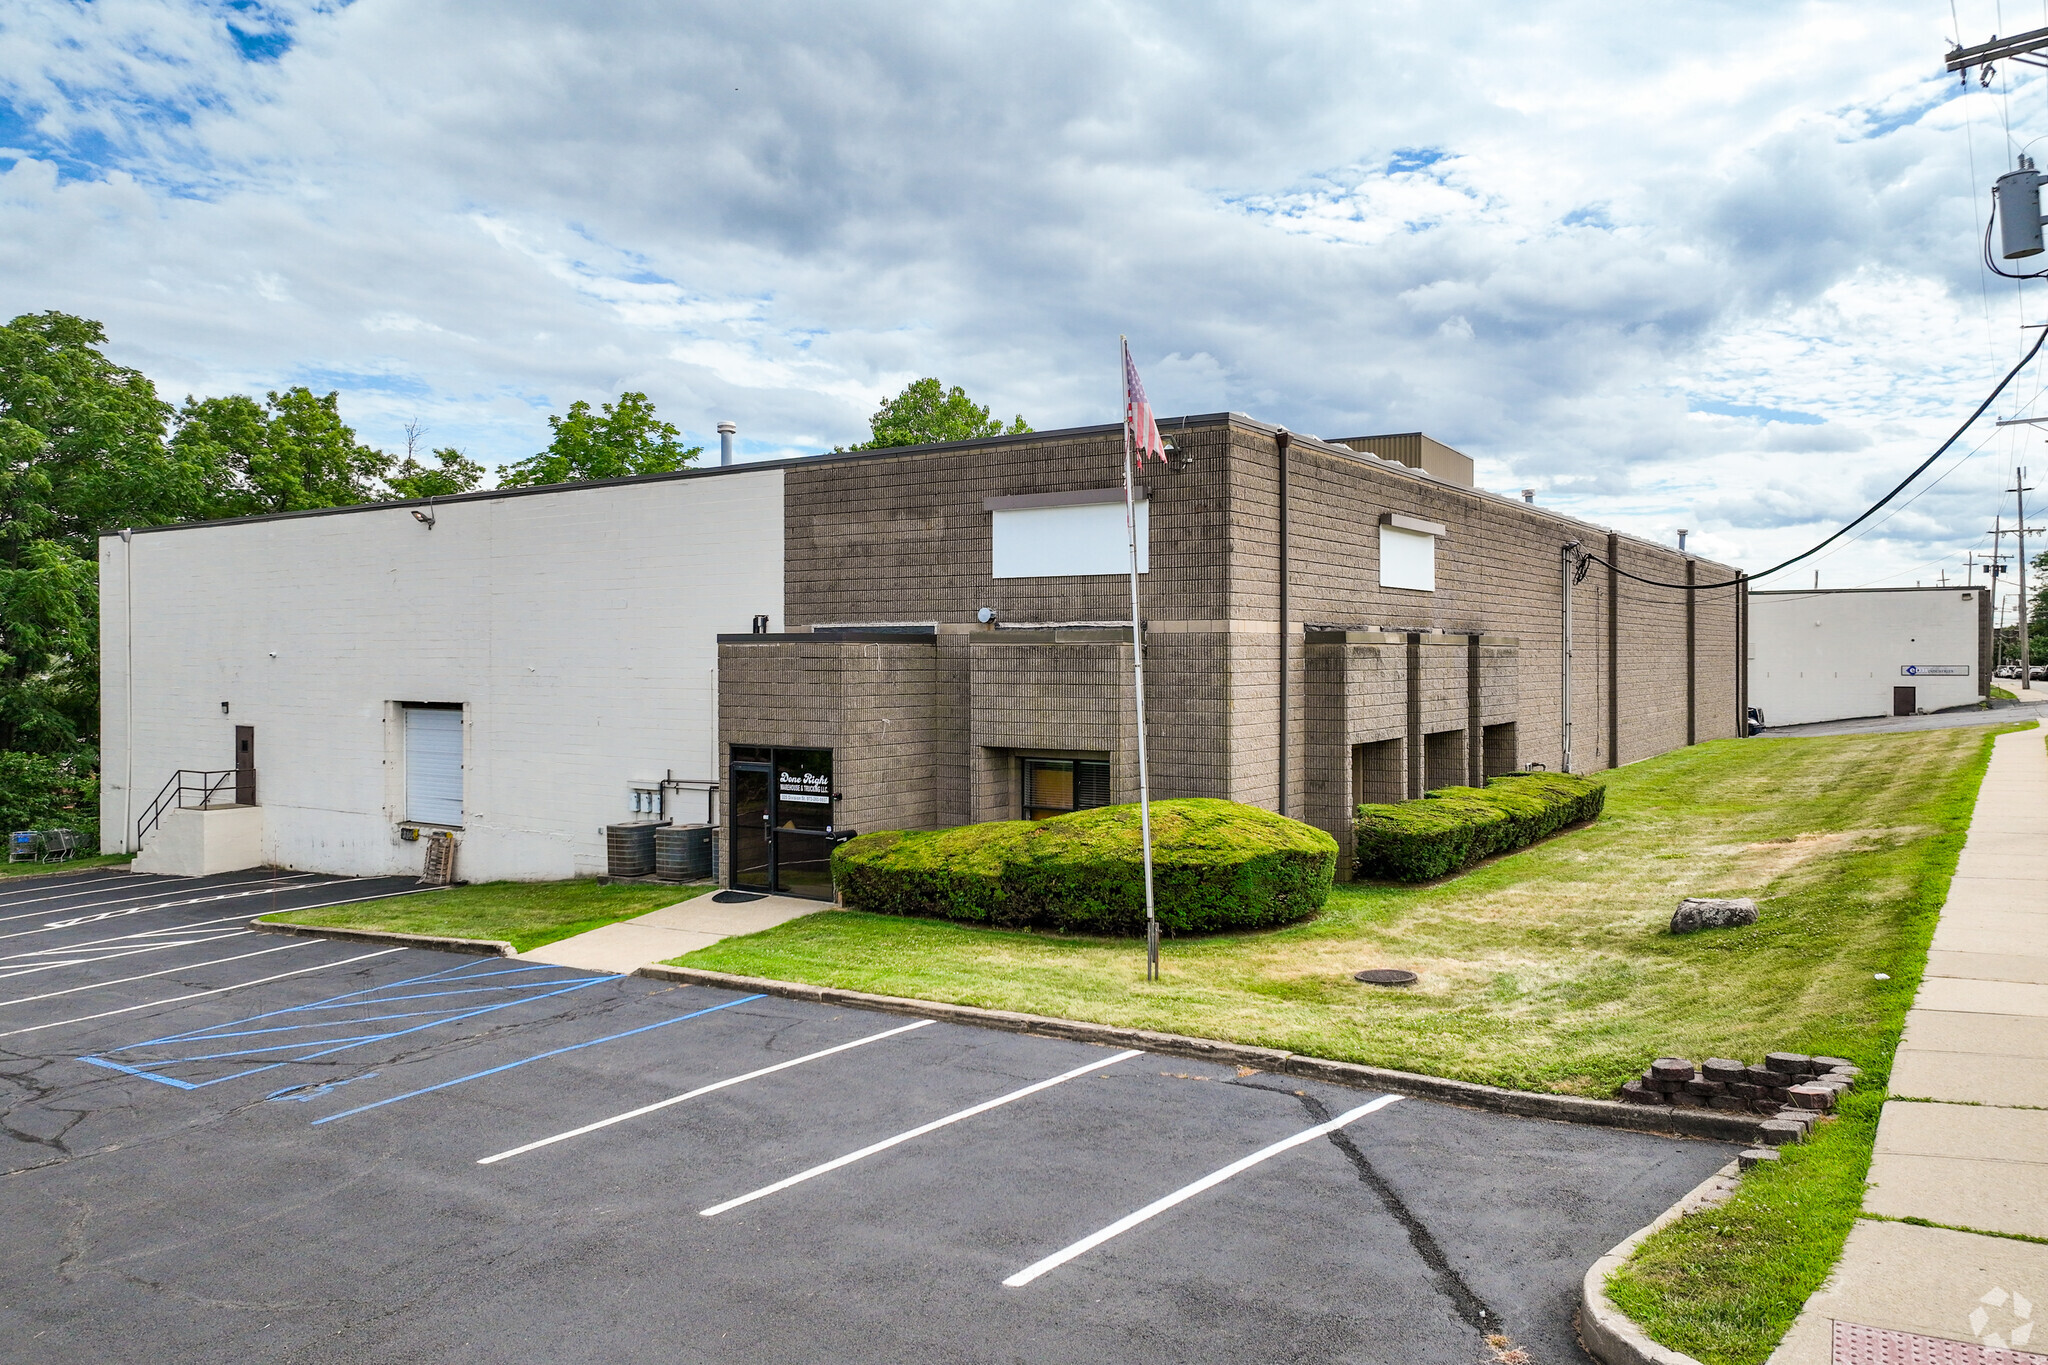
719, 412, 1746, 887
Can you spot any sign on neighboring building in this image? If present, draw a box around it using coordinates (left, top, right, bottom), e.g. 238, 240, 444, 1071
1748, 586, 1990, 727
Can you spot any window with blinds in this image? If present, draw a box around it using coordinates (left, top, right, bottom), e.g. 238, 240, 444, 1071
404, 705, 465, 826
1023, 758, 1110, 821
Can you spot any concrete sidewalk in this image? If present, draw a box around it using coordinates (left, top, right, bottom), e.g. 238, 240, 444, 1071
1769, 726, 2048, 1362
515, 891, 827, 973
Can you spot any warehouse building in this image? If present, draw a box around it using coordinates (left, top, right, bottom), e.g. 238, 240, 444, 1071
1747, 586, 1991, 726
101, 412, 1746, 891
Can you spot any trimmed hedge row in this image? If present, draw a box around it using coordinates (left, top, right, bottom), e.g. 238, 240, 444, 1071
830, 797, 1337, 936
1352, 772, 1606, 882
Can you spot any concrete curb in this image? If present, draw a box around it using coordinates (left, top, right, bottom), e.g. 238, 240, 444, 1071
633, 963, 1768, 1143
1577, 1159, 1742, 1365
249, 918, 514, 957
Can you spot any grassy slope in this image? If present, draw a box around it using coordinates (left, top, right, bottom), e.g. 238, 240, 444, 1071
263, 878, 712, 952
682, 727, 2004, 1095
1603, 724, 2014, 1365
0, 852, 132, 878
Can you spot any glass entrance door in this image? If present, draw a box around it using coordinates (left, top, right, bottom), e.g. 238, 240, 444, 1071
729, 762, 772, 892
771, 748, 835, 899
727, 747, 836, 899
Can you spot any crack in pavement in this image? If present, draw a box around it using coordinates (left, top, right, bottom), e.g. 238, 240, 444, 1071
1231, 1078, 1500, 1341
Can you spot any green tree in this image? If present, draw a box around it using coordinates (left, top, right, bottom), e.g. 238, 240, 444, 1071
0, 310, 416, 777
497, 392, 700, 487
2029, 550, 2048, 663
848, 377, 1031, 450
386, 448, 486, 500
171, 388, 394, 517
0, 312, 192, 759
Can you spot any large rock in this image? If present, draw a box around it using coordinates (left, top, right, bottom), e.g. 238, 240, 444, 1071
1670, 897, 1760, 934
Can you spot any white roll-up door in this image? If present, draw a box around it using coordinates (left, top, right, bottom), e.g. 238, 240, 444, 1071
405, 706, 465, 826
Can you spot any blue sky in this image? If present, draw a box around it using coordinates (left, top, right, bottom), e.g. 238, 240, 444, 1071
3, 1, 2046, 598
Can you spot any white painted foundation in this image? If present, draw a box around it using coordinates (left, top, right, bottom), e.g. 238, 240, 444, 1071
132, 805, 267, 877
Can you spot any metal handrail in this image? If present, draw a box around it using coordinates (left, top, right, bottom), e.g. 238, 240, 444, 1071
136, 769, 250, 846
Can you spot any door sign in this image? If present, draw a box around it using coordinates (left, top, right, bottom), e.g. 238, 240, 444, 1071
778, 769, 832, 804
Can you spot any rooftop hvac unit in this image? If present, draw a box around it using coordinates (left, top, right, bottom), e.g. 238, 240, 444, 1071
654, 824, 713, 881
605, 820, 670, 878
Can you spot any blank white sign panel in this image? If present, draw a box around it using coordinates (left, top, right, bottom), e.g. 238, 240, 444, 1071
405, 706, 465, 826
992, 500, 1148, 579
1379, 525, 1435, 591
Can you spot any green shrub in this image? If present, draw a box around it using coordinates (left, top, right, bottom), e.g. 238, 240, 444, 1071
831, 797, 1337, 936
1353, 771, 1604, 881
0, 750, 98, 844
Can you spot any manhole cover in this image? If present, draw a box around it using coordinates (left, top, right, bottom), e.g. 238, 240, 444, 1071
1353, 968, 1418, 986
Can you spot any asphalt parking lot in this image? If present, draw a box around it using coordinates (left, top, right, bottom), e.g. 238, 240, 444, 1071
0, 870, 1735, 1364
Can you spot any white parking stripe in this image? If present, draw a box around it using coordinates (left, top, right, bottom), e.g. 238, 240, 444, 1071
0, 872, 135, 905
0, 939, 314, 1009
478, 1019, 937, 1165
0, 871, 321, 928
0, 947, 407, 1040
0, 884, 439, 976
0, 928, 253, 981
0, 880, 328, 943
699, 1049, 1144, 1218
1000, 1094, 1403, 1287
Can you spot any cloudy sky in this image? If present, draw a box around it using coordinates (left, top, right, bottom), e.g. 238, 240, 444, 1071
5, 1, 2048, 598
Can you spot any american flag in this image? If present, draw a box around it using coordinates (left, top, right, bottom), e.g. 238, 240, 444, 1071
1122, 338, 1167, 465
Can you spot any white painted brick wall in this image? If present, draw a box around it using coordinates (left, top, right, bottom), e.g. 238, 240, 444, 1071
101, 469, 785, 881
1748, 587, 1983, 725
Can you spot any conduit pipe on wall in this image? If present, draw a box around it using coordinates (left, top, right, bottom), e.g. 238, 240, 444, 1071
120, 527, 134, 852
1560, 540, 1580, 774
1275, 429, 1292, 817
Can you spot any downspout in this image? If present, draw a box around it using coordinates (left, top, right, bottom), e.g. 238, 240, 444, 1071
1605, 532, 1619, 769
1737, 572, 1750, 734
121, 528, 134, 852
1685, 558, 1697, 746
1275, 429, 1292, 816
1561, 540, 1580, 773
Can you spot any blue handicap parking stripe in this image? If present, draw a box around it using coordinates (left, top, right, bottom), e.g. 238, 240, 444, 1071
310, 992, 767, 1125
80, 958, 621, 1091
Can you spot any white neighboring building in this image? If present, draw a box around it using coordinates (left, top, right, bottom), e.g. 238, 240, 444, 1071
1747, 587, 1992, 727
101, 464, 785, 882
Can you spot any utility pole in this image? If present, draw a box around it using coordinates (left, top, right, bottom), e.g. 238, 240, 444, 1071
1947, 28, 2048, 82
1989, 514, 2014, 668
2021, 468, 2040, 688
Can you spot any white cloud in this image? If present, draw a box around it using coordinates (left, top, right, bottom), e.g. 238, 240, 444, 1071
0, 0, 2041, 592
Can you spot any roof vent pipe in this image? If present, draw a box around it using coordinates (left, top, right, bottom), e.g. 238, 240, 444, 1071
718, 421, 736, 466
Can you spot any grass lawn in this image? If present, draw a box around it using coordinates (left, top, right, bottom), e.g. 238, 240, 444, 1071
262, 878, 713, 953
1992, 685, 2018, 701
1, 851, 132, 878
681, 724, 2014, 1363
1607, 1085, 1884, 1365
682, 726, 2004, 1095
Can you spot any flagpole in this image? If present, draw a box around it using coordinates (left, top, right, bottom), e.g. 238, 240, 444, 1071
1120, 336, 1160, 981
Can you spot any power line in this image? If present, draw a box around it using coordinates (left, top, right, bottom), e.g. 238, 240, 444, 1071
1577, 321, 2048, 592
